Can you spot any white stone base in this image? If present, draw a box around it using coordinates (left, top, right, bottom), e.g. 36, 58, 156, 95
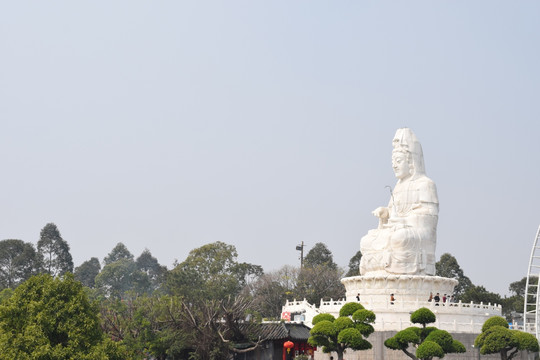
341, 274, 458, 306
283, 275, 502, 333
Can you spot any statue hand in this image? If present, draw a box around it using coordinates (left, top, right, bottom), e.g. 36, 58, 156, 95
372, 207, 389, 219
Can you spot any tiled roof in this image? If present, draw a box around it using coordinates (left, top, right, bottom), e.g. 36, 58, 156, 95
243, 322, 311, 341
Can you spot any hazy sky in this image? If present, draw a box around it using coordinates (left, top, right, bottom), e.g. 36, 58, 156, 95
1, 1, 539, 296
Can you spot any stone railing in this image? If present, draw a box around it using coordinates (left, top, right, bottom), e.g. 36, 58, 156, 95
282, 298, 502, 333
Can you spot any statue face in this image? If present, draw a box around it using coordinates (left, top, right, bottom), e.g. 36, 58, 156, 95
392, 152, 411, 180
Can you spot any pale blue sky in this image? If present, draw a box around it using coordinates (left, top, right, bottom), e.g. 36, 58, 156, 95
1, 1, 539, 296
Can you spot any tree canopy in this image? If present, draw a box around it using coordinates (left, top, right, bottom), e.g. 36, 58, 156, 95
104, 242, 134, 265
0, 274, 125, 359
384, 307, 466, 360
345, 250, 362, 277
0, 239, 39, 289
435, 253, 472, 298
37, 223, 74, 277
74, 257, 101, 288
308, 302, 375, 360
304, 242, 338, 270
167, 241, 263, 300
475, 316, 539, 360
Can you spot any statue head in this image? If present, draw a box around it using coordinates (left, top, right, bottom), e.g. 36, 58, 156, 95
392, 128, 426, 179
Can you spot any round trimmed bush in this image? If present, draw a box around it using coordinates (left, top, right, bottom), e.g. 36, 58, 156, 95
410, 307, 436, 326
352, 309, 376, 323
312, 313, 335, 325
339, 302, 364, 317
310, 320, 337, 337
334, 316, 354, 332
416, 340, 444, 359
481, 316, 508, 332
425, 329, 453, 352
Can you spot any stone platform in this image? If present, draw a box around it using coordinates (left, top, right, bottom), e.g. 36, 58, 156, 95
341, 274, 458, 306
282, 274, 502, 333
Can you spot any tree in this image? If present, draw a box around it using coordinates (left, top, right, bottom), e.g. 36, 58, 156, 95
135, 249, 167, 293
99, 295, 189, 360
345, 250, 362, 277
0, 239, 39, 289
95, 258, 137, 298
461, 285, 503, 305
74, 257, 101, 288
0, 273, 126, 359
308, 302, 375, 360
104, 242, 134, 265
475, 316, 539, 360
384, 307, 466, 360
250, 265, 299, 319
295, 264, 345, 304
304, 242, 337, 270
435, 253, 472, 298
167, 241, 263, 300
37, 223, 74, 276
502, 276, 539, 319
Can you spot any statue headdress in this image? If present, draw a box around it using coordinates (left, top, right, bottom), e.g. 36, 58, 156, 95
392, 128, 426, 176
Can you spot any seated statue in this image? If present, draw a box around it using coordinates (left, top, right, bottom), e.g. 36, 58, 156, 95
359, 128, 438, 276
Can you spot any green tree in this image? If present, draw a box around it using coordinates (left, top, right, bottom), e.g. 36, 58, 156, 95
250, 265, 299, 319
502, 276, 538, 319
0, 274, 126, 359
0, 239, 39, 289
304, 242, 338, 270
104, 242, 134, 265
308, 302, 375, 360
37, 223, 74, 277
74, 257, 101, 288
345, 250, 362, 277
134, 249, 167, 294
167, 241, 263, 300
95, 258, 137, 298
435, 253, 472, 298
295, 264, 345, 304
461, 285, 503, 305
384, 307, 466, 360
475, 316, 539, 360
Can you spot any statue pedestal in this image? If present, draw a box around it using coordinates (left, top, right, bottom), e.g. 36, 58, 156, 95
283, 275, 501, 332
341, 275, 458, 307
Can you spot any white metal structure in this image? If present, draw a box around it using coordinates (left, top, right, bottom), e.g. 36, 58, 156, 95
523, 226, 540, 337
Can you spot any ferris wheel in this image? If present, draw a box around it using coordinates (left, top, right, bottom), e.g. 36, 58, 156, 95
524, 226, 540, 338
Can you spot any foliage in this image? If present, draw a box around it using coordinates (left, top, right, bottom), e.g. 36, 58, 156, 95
339, 302, 364, 317
95, 258, 137, 298
295, 264, 345, 304
37, 223, 74, 277
135, 249, 167, 293
74, 257, 101, 288
503, 276, 537, 318
435, 253, 472, 298
411, 307, 436, 326
345, 250, 362, 277
416, 341, 444, 359
308, 302, 375, 360
0, 239, 39, 289
167, 241, 263, 300
104, 242, 134, 265
385, 307, 465, 360
304, 242, 338, 270
461, 285, 502, 305
0, 274, 125, 359
475, 316, 539, 360
482, 316, 509, 332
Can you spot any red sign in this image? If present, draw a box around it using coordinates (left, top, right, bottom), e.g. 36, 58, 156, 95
281, 311, 291, 321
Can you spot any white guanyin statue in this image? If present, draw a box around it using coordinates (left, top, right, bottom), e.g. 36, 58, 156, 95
359, 128, 438, 276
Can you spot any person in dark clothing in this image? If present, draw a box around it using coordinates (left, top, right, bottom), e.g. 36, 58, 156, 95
434, 292, 440, 305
